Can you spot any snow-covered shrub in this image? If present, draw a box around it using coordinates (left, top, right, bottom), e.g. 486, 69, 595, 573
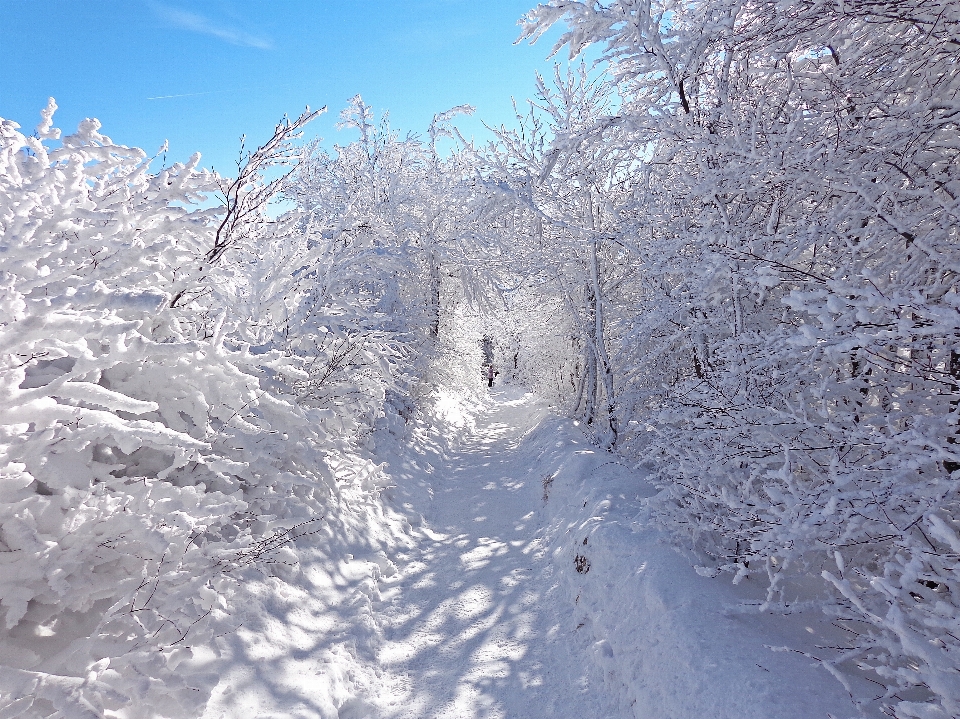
0, 102, 378, 718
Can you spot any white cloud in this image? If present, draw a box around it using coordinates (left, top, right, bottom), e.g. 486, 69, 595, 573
151, 3, 273, 50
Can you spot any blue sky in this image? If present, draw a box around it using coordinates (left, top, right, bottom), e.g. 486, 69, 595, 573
0, 0, 576, 172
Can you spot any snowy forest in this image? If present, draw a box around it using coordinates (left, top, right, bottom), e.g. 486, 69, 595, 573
2, 1, 959, 718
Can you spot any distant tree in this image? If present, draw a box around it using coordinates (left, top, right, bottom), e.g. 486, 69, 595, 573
475, 65, 644, 448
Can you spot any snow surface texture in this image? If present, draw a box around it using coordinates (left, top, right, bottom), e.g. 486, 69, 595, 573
199, 386, 863, 719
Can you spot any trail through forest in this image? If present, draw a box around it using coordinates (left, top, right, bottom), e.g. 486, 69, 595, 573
4, 5, 957, 715
202, 386, 864, 719
369, 386, 617, 719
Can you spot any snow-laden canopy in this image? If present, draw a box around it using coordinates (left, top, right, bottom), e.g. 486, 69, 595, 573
1, 1, 959, 717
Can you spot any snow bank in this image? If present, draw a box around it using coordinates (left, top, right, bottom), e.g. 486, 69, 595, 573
523, 415, 870, 719
197, 455, 418, 719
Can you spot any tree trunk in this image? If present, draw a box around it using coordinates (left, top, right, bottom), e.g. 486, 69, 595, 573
945, 349, 960, 473
589, 238, 617, 449
428, 252, 441, 339
584, 188, 617, 448
582, 279, 599, 425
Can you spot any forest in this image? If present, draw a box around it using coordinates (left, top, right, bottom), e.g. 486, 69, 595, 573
1, 1, 958, 717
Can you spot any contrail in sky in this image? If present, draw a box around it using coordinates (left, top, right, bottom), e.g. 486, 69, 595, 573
147, 84, 296, 101
147, 90, 229, 100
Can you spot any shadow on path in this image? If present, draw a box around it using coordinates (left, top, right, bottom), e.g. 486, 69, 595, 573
372, 389, 611, 719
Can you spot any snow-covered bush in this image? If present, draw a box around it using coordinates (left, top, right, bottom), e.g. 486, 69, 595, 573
0, 102, 394, 718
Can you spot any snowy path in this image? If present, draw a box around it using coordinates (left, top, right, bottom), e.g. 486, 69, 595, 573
203, 387, 864, 719
370, 388, 618, 719
368, 387, 863, 719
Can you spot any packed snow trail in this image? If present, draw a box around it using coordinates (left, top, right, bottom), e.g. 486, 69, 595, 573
202, 386, 865, 719
369, 387, 618, 719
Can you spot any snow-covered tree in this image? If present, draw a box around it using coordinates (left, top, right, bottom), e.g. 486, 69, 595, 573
520, 1, 960, 715
281, 96, 485, 415
472, 65, 648, 448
